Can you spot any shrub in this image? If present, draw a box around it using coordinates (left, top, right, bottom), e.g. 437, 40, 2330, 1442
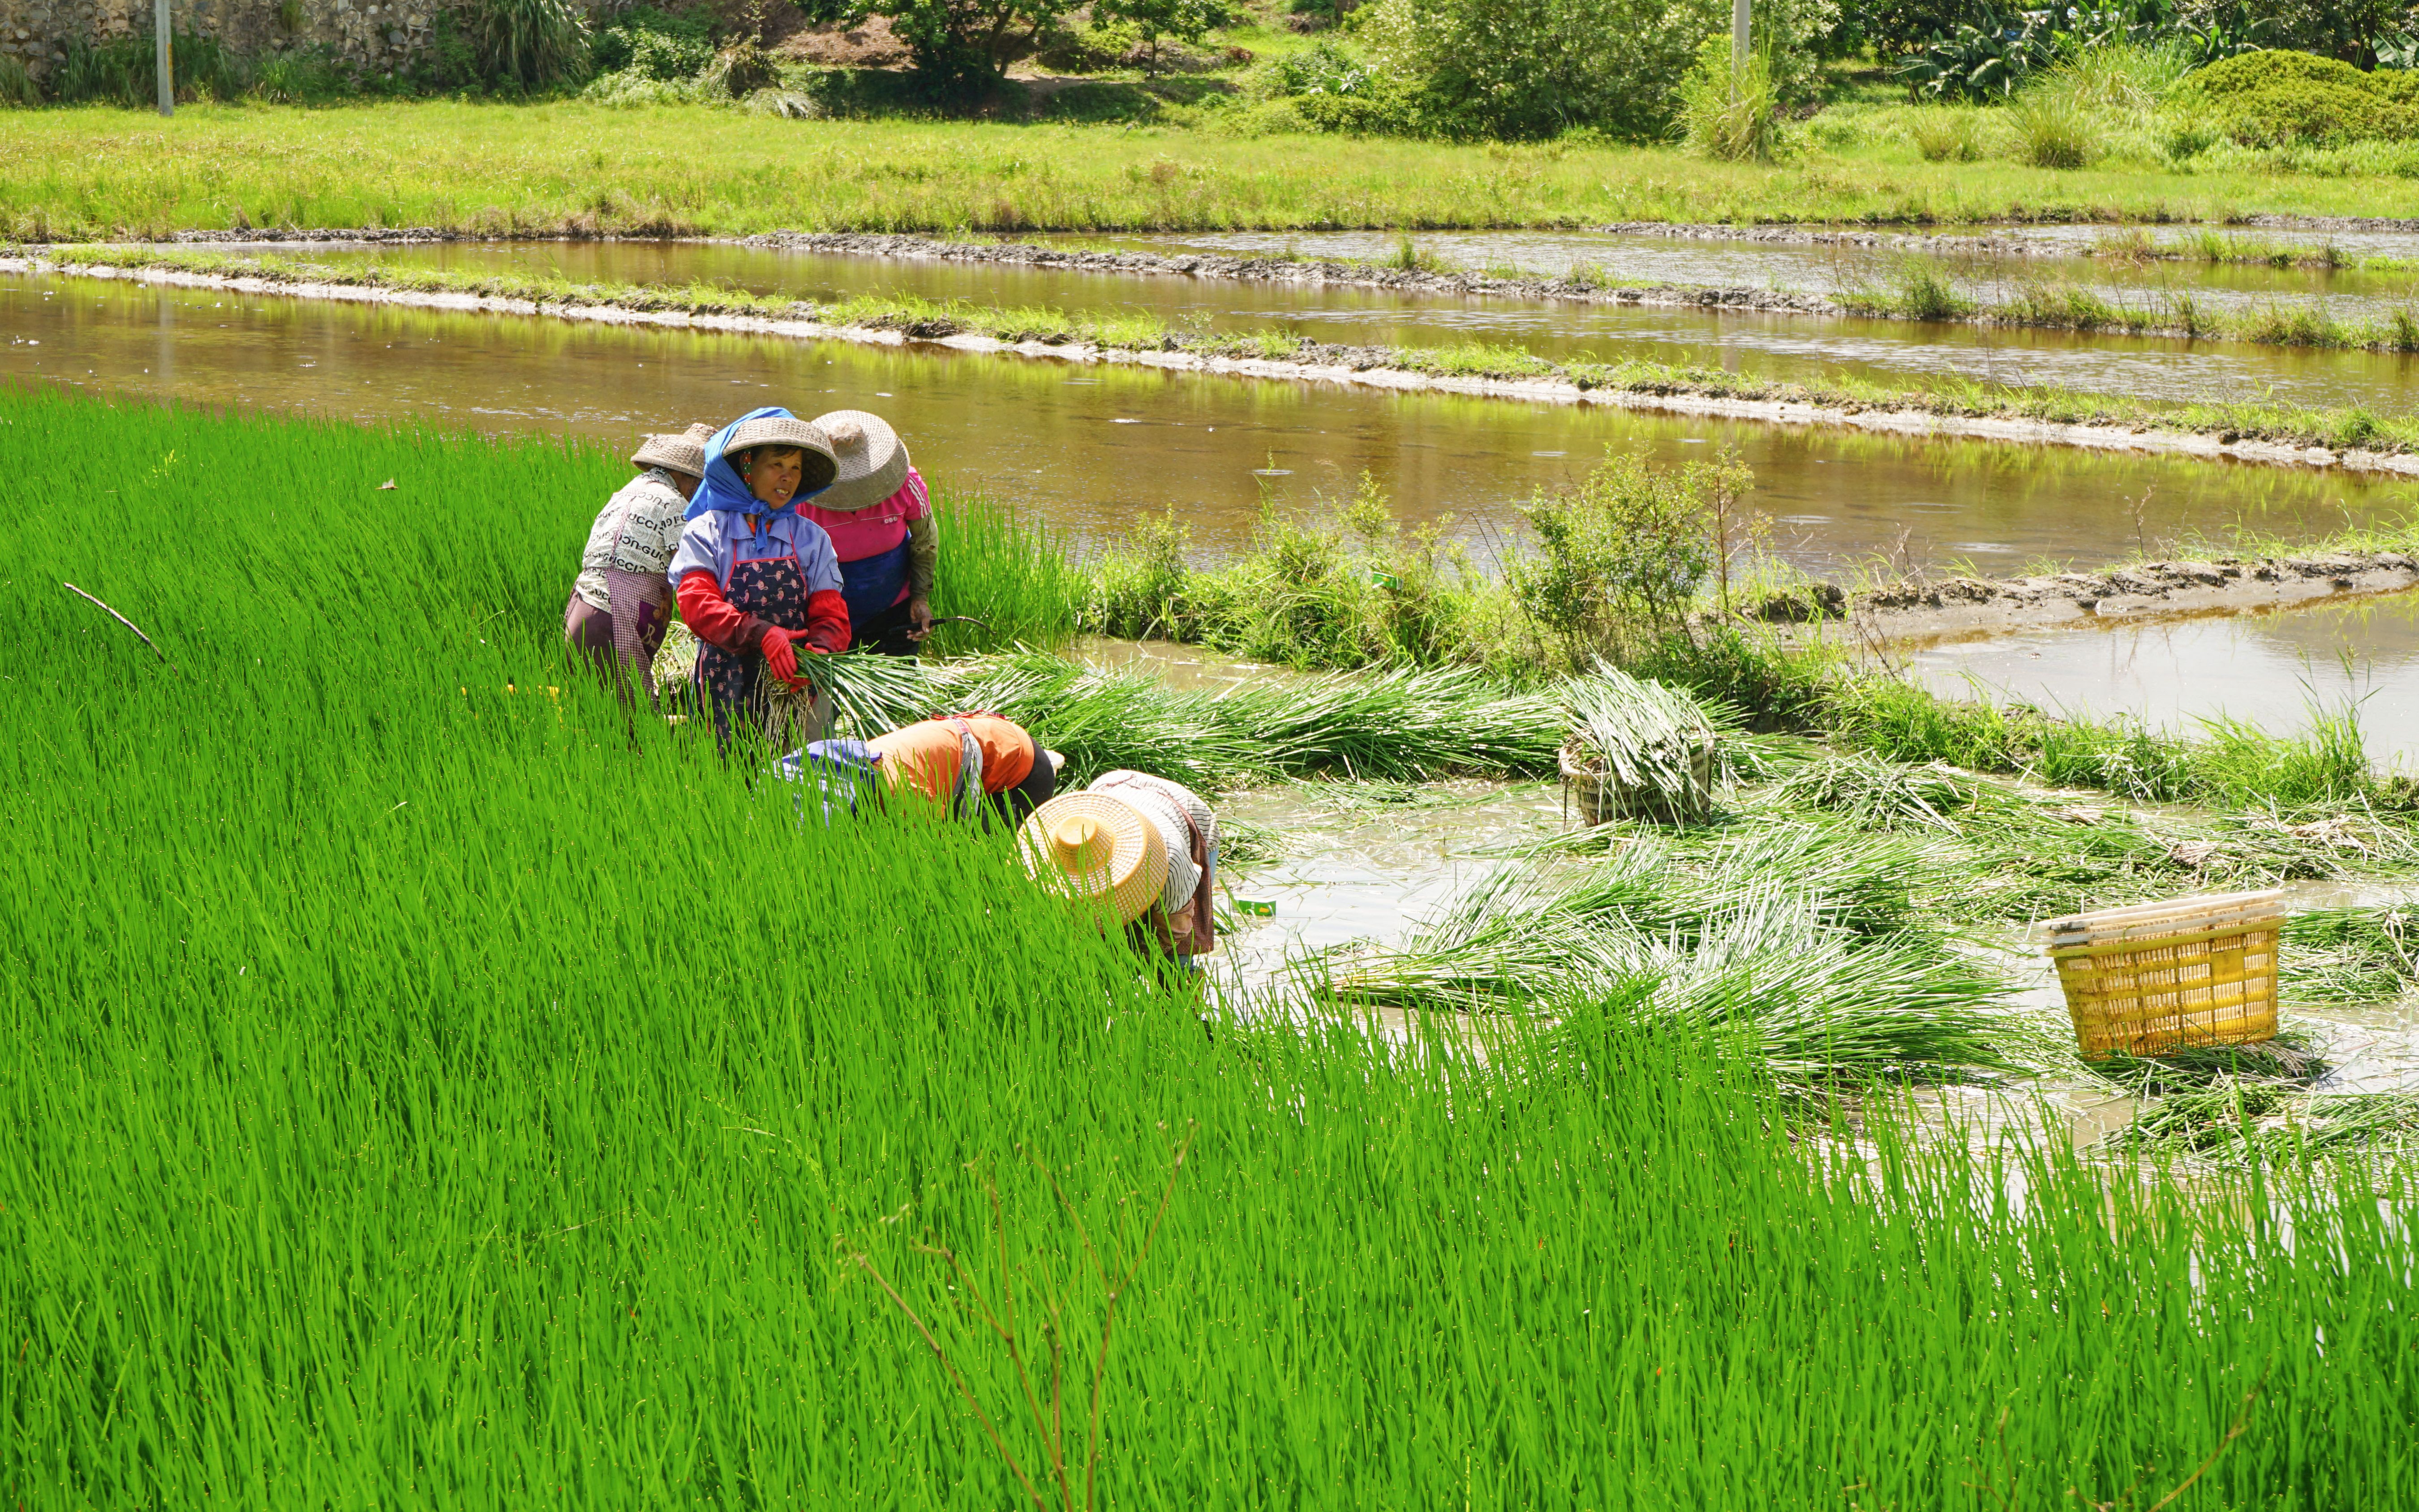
1254, 39, 1426, 134
2007, 84, 2095, 168
0, 55, 34, 108
1673, 36, 1785, 162
590, 5, 716, 77
468, 0, 592, 88
850, 0, 1078, 96
1356, 0, 1838, 142
1908, 104, 1985, 161
51, 30, 253, 105
1509, 449, 1753, 659
249, 47, 350, 104
2183, 47, 2419, 146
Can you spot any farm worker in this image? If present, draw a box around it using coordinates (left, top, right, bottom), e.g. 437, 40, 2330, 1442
797, 409, 937, 657
1018, 772, 1220, 964
861, 712, 1061, 827
666, 408, 849, 748
563, 423, 712, 703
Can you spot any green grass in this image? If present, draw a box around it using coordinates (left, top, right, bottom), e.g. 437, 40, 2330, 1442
4, 381, 2419, 1503
16, 98, 2419, 241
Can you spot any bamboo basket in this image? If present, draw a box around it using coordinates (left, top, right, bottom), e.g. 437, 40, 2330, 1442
1558, 736, 1714, 826
2046, 889, 2282, 1059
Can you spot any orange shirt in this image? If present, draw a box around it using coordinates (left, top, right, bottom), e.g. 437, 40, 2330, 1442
868, 714, 1035, 799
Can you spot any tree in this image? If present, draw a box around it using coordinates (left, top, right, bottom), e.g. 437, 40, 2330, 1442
842, 0, 1073, 93
1094, 0, 1231, 74
1356, 0, 1838, 141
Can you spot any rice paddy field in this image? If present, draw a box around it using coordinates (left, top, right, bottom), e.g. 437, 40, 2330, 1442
4, 383, 2418, 1507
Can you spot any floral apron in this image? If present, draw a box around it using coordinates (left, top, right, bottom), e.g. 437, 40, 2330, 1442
696, 538, 812, 748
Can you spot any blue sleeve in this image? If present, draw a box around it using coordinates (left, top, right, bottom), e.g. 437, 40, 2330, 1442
667, 515, 727, 592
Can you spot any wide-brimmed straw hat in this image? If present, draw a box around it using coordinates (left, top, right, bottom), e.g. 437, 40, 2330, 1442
630, 421, 713, 479
808, 409, 912, 513
1018, 792, 1168, 925
723, 414, 838, 496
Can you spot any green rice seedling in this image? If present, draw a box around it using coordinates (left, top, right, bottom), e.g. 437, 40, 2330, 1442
784, 648, 942, 736
1214, 665, 1563, 780
927, 487, 1089, 653
1560, 662, 1722, 821
1768, 752, 1971, 832
9, 385, 2419, 1511
2280, 904, 2419, 1004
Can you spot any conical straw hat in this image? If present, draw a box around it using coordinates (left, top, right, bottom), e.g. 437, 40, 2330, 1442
722, 414, 838, 495
630, 421, 713, 479
1018, 792, 1167, 925
808, 409, 912, 512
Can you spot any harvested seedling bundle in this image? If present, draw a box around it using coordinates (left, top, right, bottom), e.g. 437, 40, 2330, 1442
1559, 662, 1720, 824
777, 650, 938, 738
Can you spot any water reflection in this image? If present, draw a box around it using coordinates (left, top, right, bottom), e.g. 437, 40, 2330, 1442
1907, 589, 2419, 765
7, 265, 2417, 572
271, 236, 2419, 412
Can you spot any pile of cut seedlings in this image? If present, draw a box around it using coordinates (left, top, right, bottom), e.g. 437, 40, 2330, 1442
1323, 666, 2419, 1141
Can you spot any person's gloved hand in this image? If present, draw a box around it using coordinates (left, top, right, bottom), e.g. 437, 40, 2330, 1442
760, 625, 803, 688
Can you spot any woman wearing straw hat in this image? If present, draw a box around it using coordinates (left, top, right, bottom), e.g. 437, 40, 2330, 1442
799, 409, 936, 657
667, 408, 849, 747
563, 423, 712, 703
1020, 771, 1220, 964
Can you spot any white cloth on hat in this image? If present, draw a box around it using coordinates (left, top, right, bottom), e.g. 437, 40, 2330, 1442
1087, 770, 1216, 917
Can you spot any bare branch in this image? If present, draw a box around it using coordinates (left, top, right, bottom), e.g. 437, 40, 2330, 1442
848, 1250, 1050, 1512
63, 582, 167, 663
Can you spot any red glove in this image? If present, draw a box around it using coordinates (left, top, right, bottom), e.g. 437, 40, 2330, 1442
760, 627, 803, 688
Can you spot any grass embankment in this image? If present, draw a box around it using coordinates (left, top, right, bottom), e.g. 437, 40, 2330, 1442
7, 356, 2418, 1510
9, 99, 2419, 241
36, 246, 2419, 461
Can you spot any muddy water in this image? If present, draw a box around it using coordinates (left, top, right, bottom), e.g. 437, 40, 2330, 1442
9, 266, 2419, 575
287, 237, 2419, 412
1906, 589, 2419, 765
1206, 771, 2419, 1096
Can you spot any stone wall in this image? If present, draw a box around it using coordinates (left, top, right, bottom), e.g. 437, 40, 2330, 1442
1, 0, 462, 82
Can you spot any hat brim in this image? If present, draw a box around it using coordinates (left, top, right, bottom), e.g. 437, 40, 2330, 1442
1018, 792, 1167, 924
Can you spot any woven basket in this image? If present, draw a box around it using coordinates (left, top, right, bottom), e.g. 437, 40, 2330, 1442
2047, 889, 2283, 1059
1558, 737, 1714, 826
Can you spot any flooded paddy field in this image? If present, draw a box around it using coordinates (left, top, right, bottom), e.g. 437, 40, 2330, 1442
1909, 588, 2419, 765
9, 264, 2417, 578
252, 234, 2419, 411
8, 344, 2415, 1503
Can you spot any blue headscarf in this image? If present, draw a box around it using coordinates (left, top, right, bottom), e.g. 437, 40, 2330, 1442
684, 407, 831, 522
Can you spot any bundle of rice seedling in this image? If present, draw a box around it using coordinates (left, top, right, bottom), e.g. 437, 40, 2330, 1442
777, 650, 939, 739
1333, 871, 2018, 1085
1768, 753, 1972, 832
2117, 1078, 2419, 1160
1559, 663, 1721, 823
932, 651, 1261, 789
1216, 666, 1562, 780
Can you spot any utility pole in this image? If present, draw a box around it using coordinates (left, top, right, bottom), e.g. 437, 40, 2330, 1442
155, 0, 173, 116
1731, 0, 1749, 103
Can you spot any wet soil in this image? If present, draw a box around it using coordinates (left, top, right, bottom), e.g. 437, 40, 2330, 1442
1817, 549, 2419, 643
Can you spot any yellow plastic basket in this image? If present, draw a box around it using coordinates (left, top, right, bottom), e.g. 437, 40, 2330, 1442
2046, 889, 2282, 1059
